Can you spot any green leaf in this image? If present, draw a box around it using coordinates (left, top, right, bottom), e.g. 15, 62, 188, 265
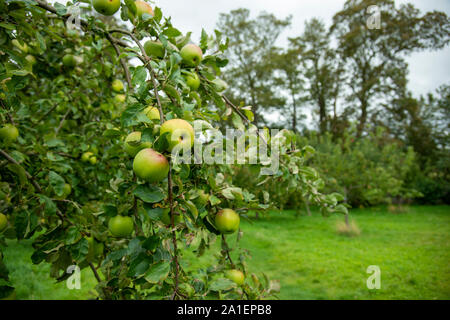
145, 261, 170, 283
38, 194, 57, 216
209, 278, 236, 291
49, 171, 65, 197
133, 184, 166, 203
162, 27, 182, 38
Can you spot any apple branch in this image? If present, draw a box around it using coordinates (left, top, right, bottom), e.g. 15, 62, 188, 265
105, 32, 133, 90
221, 234, 236, 268
0, 148, 42, 193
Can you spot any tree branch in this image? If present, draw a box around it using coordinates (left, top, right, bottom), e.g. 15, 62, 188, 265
105, 32, 133, 90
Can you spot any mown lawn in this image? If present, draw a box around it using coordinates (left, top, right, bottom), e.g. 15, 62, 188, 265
3, 205, 450, 300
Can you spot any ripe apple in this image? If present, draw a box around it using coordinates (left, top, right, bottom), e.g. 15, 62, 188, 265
133, 148, 169, 182
160, 119, 195, 152
226, 269, 245, 286
81, 152, 94, 162
215, 209, 240, 234
11, 39, 29, 53
62, 54, 77, 68
143, 106, 160, 121
0, 124, 19, 142
112, 79, 124, 92
212, 78, 228, 92
144, 40, 165, 58
135, 0, 153, 18
114, 94, 126, 104
184, 72, 200, 90
160, 208, 182, 225
180, 44, 203, 67
124, 131, 152, 157
92, 0, 121, 16
0, 213, 7, 232
108, 215, 134, 238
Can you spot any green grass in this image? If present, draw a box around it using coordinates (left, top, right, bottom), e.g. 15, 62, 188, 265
3, 205, 450, 299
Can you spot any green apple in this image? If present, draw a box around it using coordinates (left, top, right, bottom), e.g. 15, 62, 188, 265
108, 215, 134, 238
226, 269, 245, 286
0, 124, 19, 142
184, 72, 200, 90
81, 152, 94, 162
160, 119, 195, 152
12, 39, 29, 53
57, 183, 71, 199
143, 106, 160, 121
92, 0, 121, 16
133, 148, 169, 182
215, 209, 240, 234
25, 54, 36, 65
160, 208, 182, 225
124, 131, 152, 157
0, 213, 7, 232
62, 54, 77, 68
212, 78, 228, 92
112, 79, 124, 92
180, 44, 203, 67
144, 40, 165, 58
114, 94, 126, 104
135, 0, 153, 18
89, 156, 97, 165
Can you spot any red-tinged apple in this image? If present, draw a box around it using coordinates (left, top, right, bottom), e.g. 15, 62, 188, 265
135, 0, 153, 18
92, 0, 121, 16
124, 131, 152, 157
108, 215, 134, 238
226, 269, 245, 286
180, 44, 203, 67
160, 119, 195, 152
0, 124, 19, 142
133, 148, 169, 182
215, 209, 240, 234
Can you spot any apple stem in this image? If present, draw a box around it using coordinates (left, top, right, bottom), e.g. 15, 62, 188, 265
221, 234, 236, 268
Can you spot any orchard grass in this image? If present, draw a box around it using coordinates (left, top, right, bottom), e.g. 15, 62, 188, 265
3, 205, 449, 300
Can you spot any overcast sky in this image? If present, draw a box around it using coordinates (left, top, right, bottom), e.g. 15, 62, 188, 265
153, 0, 450, 98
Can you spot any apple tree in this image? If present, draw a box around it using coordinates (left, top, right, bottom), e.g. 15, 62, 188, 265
0, 0, 345, 300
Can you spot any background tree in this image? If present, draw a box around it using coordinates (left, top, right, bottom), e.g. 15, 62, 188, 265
330, 0, 450, 137
216, 8, 291, 126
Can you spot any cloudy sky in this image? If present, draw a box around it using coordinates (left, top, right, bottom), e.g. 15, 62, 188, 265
53, 0, 450, 97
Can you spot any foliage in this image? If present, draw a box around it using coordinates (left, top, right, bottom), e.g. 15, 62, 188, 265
0, 0, 343, 300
